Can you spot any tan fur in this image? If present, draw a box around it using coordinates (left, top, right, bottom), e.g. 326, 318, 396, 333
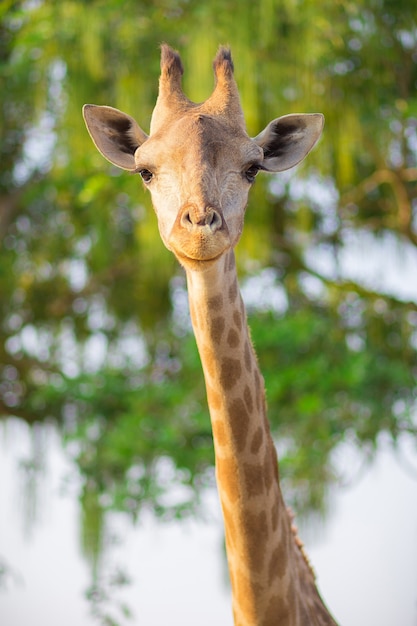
83, 45, 336, 626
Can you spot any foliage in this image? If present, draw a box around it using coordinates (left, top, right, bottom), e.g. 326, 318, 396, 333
1, 0, 417, 574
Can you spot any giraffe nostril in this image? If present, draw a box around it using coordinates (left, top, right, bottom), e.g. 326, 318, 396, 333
181, 210, 193, 227
206, 209, 222, 231
180, 206, 223, 233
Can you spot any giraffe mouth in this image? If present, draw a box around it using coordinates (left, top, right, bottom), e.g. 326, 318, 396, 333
171, 239, 231, 267
168, 212, 231, 265
173, 247, 228, 268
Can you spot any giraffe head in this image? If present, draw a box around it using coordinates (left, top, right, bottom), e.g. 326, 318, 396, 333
83, 45, 324, 269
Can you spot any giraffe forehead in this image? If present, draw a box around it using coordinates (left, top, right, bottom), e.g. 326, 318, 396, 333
139, 113, 260, 170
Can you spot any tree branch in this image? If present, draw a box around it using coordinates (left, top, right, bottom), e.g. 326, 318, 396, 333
340, 166, 417, 238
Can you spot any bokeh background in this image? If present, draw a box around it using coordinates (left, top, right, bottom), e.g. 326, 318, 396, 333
1, 1, 417, 625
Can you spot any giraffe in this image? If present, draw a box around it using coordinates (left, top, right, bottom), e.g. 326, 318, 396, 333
83, 44, 338, 626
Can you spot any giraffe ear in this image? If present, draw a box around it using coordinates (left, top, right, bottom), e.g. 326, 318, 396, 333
83, 104, 149, 171
254, 113, 324, 172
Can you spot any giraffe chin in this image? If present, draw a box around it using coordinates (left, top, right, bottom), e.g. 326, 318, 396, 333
168, 230, 231, 268
172, 247, 228, 270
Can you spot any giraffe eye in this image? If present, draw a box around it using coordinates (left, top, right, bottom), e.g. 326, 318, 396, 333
138, 168, 153, 183
245, 165, 261, 183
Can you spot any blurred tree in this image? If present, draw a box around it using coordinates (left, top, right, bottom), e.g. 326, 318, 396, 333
1, 0, 416, 575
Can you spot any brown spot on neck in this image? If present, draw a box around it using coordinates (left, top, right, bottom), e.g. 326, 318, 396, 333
243, 385, 254, 413
250, 426, 263, 455
245, 509, 268, 571
228, 397, 250, 452
244, 462, 266, 498
229, 278, 238, 303
233, 309, 243, 330
227, 327, 240, 348
244, 341, 253, 373
220, 357, 242, 390
210, 316, 226, 343
208, 294, 223, 312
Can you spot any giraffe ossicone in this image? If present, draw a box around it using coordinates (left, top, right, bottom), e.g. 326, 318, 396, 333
83, 44, 337, 626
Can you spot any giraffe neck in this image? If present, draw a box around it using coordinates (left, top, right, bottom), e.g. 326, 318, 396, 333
186, 250, 336, 626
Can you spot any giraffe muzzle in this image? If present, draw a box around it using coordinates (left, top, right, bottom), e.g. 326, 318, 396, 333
168, 203, 230, 263
180, 205, 223, 234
